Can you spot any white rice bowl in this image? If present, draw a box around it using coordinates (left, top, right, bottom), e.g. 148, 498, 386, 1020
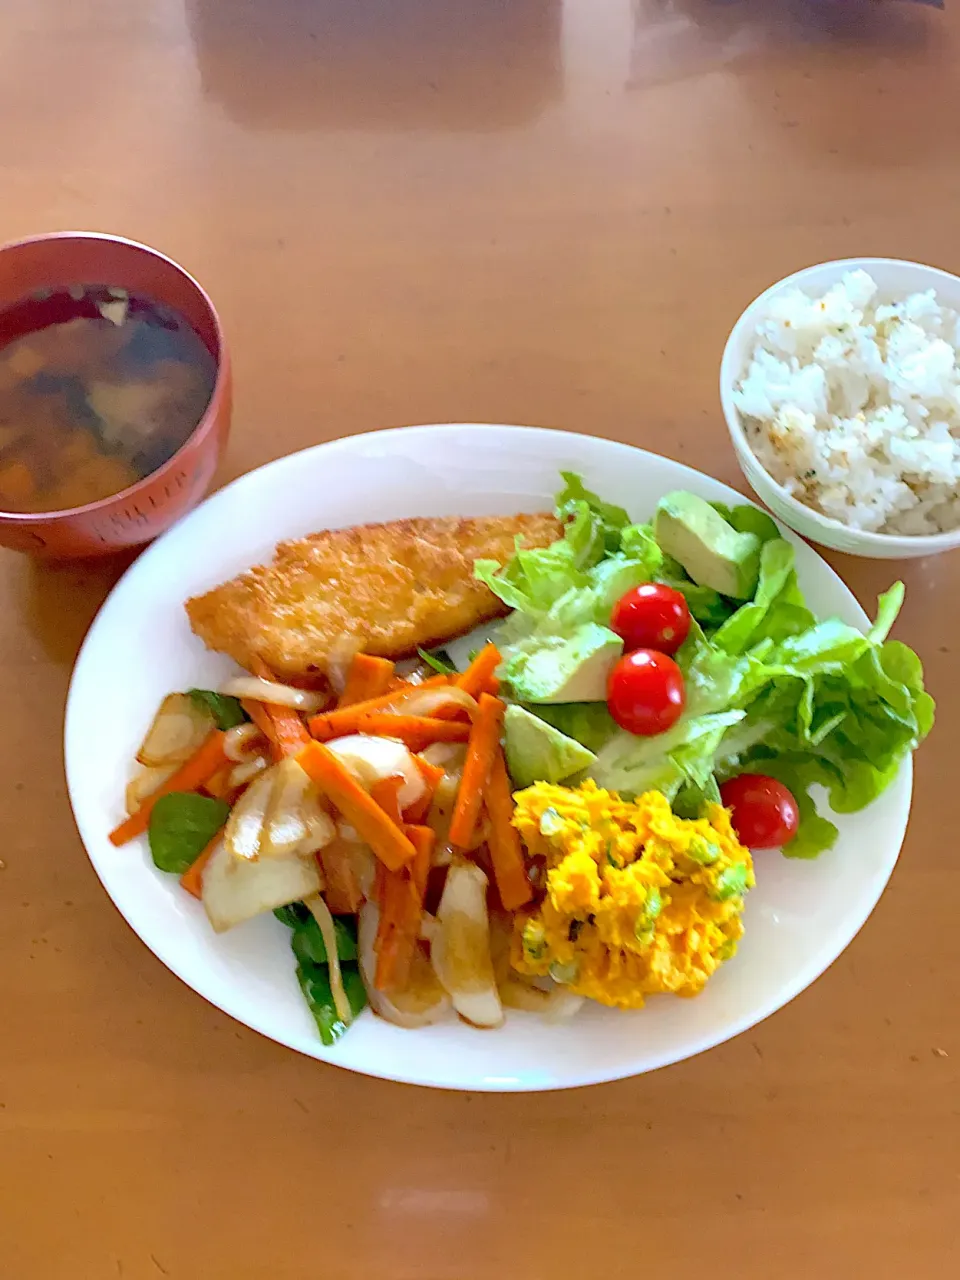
733, 269, 960, 535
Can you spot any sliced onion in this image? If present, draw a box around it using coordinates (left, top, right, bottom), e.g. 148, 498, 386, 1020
259, 757, 312, 858
325, 638, 362, 696
125, 762, 179, 815
419, 742, 466, 770
304, 893, 352, 1025
228, 754, 270, 789
221, 676, 326, 713
201, 839, 321, 933
224, 722, 268, 763
224, 766, 275, 861
358, 903, 451, 1028
325, 734, 425, 810
389, 686, 477, 720
347, 841, 377, 900
297, 789, 336, 857
426, 770, 486, 852
541, 990, 586, 1023
431, 861, 504, 1029
137, 693, 212, 766
426, 772, 460, 846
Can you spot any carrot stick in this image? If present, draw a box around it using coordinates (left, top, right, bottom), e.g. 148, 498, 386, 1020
297, 741, 416, 871
308, 674, 449, 741
338, 654, 396, 708
404, 755, 445, 823
318, 837, 363, 913
356, 713, 471, 750
370, 775, 404, 826
448, 694, 504, 849
413, 756, 445, 790
374, 824, 434, 990
110, 730, 227, 846
485, 749, 532, 910
241, 697, 276, 744
266, 707, 312, 758
457, 643, 502, 699
404, 824, 433, 898
246, 658, 312, 759
179, 832, 222, 900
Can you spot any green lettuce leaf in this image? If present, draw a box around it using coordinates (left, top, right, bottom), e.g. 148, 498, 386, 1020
556, 471, 629, 551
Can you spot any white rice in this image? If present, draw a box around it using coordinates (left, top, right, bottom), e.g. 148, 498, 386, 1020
734, 269, 960, 534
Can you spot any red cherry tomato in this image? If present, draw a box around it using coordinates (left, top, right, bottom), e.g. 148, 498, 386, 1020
719, 774, 800, 849
607, 648, 685, 736
610, 582, 691, 656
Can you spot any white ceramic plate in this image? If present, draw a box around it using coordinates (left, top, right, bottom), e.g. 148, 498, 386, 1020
65, 424, 912, 1091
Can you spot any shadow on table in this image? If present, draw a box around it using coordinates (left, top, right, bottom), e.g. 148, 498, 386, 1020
628, 0, 941, 89
185, 0, 563, 133
16, 550, 137, 667
630, 0, 953, 166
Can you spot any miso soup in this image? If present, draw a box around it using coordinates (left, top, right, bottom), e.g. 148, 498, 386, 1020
0, 285, 216, 513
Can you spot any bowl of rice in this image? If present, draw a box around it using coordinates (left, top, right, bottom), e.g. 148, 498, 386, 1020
720, 257, 960, 558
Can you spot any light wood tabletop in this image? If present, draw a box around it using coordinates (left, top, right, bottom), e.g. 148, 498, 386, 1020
1, 1, 958, 1276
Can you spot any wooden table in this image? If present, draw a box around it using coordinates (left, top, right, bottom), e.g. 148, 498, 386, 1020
1, 1, 957, 1276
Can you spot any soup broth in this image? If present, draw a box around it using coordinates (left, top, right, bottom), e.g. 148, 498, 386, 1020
0, 285, 216, 513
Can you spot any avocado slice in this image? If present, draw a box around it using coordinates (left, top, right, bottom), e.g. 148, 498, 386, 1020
505, 623, 622, 704
653, 491, 761, 601
503, 705, 597, 788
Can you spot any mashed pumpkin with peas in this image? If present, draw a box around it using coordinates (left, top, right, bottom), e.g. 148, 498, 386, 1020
511, 781, 754, 1009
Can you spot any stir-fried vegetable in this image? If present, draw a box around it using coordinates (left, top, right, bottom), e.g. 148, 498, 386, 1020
304, 894, 353, 1024
296, 960, 367, 1045
298, 742, 418, 871
431, 861, 504, 1029
201, 838, 322, 933
111, 730, 227, 845
308, 674, 449, 739
221, 675, 326, 713
148, 792, 231, 874
449, 693, 504, 848
138, 693, 214, 767
338, 653, 397, 707
484, 750, 533, 911
456, 642, 501, 698
180, 834, 222, 900
188, 689, 248, 730
358, 902, 450, 1028
323, 734, 425, 810
125, 762, 179, 815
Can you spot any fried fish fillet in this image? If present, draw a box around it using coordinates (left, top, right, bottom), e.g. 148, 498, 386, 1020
185, 512, 561, 681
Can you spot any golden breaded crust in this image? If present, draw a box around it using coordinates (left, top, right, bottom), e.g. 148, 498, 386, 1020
185, 512, 561, 681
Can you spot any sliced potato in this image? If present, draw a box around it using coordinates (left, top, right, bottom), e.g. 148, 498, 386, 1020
201, 840, 321, 933
431, 861, 504, 1029
137, 693, 212, 767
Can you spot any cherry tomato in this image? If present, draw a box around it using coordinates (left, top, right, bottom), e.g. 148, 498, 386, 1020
610, 582, 691, 656
719, 774, 800, 849
607, 648, 685, 736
